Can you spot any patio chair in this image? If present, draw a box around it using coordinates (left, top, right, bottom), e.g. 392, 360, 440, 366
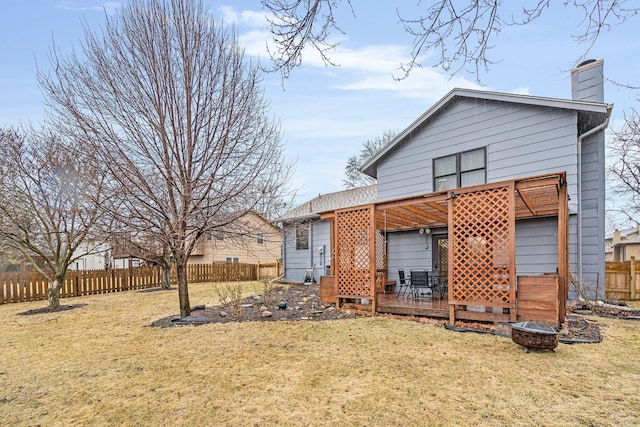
410, 269, 432, 300
397, 268, 411, 297
429, 270, 445, 299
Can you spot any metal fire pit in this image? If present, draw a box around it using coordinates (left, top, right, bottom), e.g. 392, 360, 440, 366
511, 321, 559, 353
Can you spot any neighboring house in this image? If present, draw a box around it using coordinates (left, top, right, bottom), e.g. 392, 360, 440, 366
275, 185, 377, 283
283, 59, 612, 326
608, 225, 640, 261
70, 236, 145, 271
68, 240, 111, 271
188, 211, 282, 265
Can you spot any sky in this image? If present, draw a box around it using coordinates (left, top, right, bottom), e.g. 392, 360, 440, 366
1, 1, 639, 226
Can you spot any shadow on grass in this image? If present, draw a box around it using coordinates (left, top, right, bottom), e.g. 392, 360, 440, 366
17, 303, 88, 316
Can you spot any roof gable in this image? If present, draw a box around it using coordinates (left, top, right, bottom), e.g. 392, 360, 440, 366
361, 88, 611, 178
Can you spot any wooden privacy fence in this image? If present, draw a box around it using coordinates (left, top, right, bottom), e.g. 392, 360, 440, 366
1, 262, 282, 305
606, 257, 639, 301
183, 262, 282, 283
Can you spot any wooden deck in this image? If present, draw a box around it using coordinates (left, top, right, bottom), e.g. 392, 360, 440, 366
322, 276, 513, 323
376, 292, 449, 318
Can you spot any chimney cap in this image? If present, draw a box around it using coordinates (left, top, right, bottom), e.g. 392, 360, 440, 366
576, 59, 597, 68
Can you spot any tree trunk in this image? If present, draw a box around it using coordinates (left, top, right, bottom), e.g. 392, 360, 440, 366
161, 264, 172, 290
47, 277, 63, 309
176, 260, 190, 317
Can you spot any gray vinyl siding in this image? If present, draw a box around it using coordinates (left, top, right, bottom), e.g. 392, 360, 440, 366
579, 130, 606, 298
516, 216, 583, 301
282, 220, 331, 283
376, 98, 579, 212
515, 217, 559, 275
386, 231, 434, 282
571, 61, 604, 103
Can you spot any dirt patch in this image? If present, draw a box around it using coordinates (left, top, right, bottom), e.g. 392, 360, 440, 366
560, 302, 640, 344
151, 284, 362, 327
560, 315, 602, 344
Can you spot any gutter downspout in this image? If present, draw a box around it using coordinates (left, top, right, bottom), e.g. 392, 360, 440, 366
577, 104, 613, 280
309, 221, 314, 282
281, 223, 286, 281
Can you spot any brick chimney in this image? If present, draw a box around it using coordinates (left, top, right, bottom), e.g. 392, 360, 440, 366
571, 59, 604, 103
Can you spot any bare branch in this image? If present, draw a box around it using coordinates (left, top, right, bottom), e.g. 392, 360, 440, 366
263, 0, 639, 83
343, 129, 397, 188
260, 0, 353, 80
39, 0, 295, 316
608, 107, 640, 225
0, 127, 106, 307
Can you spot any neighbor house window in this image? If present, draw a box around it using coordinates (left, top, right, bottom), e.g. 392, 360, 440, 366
257, 233, 264, 245
215, 232, 224, 241
434, 147, 486, 191
296, 224, 309, 250
225, 257, 239, 263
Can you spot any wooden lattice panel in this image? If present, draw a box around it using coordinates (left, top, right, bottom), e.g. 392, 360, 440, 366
450, 187, 513, 305
336, 207, 373, 297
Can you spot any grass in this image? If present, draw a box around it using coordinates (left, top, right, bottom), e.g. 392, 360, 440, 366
1, 281, 640, 426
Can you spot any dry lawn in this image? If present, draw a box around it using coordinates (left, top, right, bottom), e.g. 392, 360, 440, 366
1, 281, 639, 427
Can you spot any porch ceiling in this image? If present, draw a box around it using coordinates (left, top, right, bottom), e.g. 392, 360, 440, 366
375, 173, 564, 231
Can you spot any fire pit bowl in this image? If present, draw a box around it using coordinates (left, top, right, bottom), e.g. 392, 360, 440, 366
511, 321, 559, 353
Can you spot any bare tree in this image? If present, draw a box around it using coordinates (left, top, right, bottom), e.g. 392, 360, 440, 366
0, 128, 106, 308
261, 0, 640, 82
608, 107, 640, 226
343, 130, 397, 189
40, 0, 293, 317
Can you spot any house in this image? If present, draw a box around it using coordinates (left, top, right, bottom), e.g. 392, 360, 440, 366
275, 185, 377, 283
283, 59, 611, 326
69, 234, 153, 271
607, 225, 640, 262
188, 211, 282, 265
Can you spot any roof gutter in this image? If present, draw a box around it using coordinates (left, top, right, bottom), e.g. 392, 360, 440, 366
577, 104, 613, 280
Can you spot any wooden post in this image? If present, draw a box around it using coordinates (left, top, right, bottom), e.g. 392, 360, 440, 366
557, 175, 568, 324
631, 256, 637, 300
369, 205, 377, 315
508, 183, 517, 322
448, 193, 455, 325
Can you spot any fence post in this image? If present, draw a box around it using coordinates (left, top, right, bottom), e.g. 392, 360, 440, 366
631, 256, 636, 301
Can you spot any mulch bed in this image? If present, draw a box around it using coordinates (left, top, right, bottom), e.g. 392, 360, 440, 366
150, 284, 363, 327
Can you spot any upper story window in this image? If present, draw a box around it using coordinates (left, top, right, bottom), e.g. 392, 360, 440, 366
257, 233, 264, 245
434, 147, 486, 191
296, 224, 309, 250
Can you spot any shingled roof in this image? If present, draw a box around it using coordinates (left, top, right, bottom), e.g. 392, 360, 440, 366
275, 185, 377, 223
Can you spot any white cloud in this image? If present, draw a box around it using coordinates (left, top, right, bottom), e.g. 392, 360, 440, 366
56, 1, 120, 14
509, 86, 531, 95
220, 6, 480, 101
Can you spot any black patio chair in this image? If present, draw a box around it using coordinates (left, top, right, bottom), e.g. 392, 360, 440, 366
410, 269, 432, 300
397, 268, 411, 297
429, 270, 445, 299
